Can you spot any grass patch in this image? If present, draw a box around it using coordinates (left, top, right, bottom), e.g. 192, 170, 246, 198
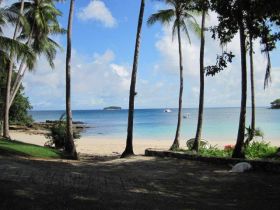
0, 139, 64, 159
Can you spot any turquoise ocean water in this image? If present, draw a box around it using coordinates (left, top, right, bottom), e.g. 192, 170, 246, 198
29, 108, 279, 142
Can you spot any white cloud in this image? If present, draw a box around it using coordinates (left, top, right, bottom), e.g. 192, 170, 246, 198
24, 49, 131, 110
78, 0, 117, 28
152, 12, 280, 108
111, 64, 129, 78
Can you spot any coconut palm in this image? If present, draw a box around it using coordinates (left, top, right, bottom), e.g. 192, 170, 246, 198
2, 0, 64, 138
249, 35, 255, 132
65, 0, 78, 159
192, 0, 208, 152
121, 0, 145, 158
148, 0, 200, 150
0, 3, 35, 138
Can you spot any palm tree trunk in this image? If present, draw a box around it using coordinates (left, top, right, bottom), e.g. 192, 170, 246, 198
65, 0, 77, 160
121, 0, 145, 158
192, 8, 206, 152
10, 61, 26, 106
3, 0, 25, 139
170, 17, 183, 151
249, 34, 255, 132
232, 21, 247, 158
9, 20, 35, 108
9, 66, 27, 107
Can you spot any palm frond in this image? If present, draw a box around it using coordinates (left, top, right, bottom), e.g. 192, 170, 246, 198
147, 9, 175, 26
180, 20, 191, 43
264, 49, 271, 89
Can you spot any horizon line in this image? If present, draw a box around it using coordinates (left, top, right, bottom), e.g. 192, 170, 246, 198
30, 106, 269, 111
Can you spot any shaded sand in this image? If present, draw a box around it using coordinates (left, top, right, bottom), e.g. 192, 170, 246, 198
1, 154, 280, 209
10, 131, 278, 156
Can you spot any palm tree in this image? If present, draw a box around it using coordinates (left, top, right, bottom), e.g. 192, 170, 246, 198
121, 0, 145, 158
2, 0, 64, 138
192, 0, 207, 152
1, 2, 35, 138
65, 0, 77, 159
232, 7, 247, 159
148, 0, 199, 150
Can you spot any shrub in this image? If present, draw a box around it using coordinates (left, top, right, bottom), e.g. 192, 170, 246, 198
244, 127, 264, 148
196, 141, 277, 160
45, 114, 80, 149
199, 145, 232, 158
245, 141, 278, 159
0, 70, 33, 126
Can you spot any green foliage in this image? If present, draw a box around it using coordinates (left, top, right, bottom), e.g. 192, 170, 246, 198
245, 141, 278, 159
271, 98, 280, 109
244, 127, 264, 148
147, 0, 201, 42
0, 139, 63, 159
10, 0, 65, 70
45, 114, 80, 149
199, 145, 232, 158
9, 90, 33, 126
205, 51, 235, 76
182, 140, 278, 160
0, 70, 33, 126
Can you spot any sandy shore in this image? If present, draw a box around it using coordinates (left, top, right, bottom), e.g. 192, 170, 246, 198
10, 131, 172, 155
10, 131, 278, 156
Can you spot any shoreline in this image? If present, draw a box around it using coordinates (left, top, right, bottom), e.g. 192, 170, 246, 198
10, 131, 279, 156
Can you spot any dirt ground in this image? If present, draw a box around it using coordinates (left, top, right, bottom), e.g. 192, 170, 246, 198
0, 155, 279, 210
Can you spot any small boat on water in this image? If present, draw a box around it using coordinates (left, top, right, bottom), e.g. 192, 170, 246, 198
183, 113, 191, 119
164, 109, 172, 113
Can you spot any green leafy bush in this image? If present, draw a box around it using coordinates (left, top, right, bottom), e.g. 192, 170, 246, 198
195, 141, 277, 160
0, 70, 33, 126
45, 114, 80, 149
245, 141, 278, 159
199, 145, 232, 158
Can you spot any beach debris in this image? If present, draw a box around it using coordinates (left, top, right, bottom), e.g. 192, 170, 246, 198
183, 113, 191, 119
186, 138, 209, 149
164, 109, 172, 113
230, 162, 252, 173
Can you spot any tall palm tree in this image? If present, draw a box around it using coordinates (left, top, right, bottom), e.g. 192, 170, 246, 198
2, 0, 63, 138
148, 0, 200, 150
192, 0, 207, 152
65, 0, 77, 159
121, 0, 145, 158
1, 2, 35, 138
249, 34, 255, 132
232, 8, 247, 158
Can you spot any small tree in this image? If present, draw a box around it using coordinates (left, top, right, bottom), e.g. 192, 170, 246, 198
45, 114, 80, 150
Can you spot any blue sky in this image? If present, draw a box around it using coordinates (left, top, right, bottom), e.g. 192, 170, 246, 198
4, 0, 280, 110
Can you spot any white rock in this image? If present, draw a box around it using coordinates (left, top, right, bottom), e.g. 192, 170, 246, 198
230, 162, 252, 173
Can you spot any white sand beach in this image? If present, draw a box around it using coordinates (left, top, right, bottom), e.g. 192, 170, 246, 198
10, 131, 278, 156
10, 131, 172, 155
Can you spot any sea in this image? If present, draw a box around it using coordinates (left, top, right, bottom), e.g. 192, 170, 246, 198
29, 107, 279, 143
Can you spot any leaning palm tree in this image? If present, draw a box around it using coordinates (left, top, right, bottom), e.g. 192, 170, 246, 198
1, 3, 35, 139
65, 0, 77, 159
2, 0, 64, 138
192, 0, 207, 152
148, 0, 200, 150
121, 0, 145, 158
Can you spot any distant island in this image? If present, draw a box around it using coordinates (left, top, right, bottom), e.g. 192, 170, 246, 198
103, 106, 122, 110
271, 99, 280, 109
